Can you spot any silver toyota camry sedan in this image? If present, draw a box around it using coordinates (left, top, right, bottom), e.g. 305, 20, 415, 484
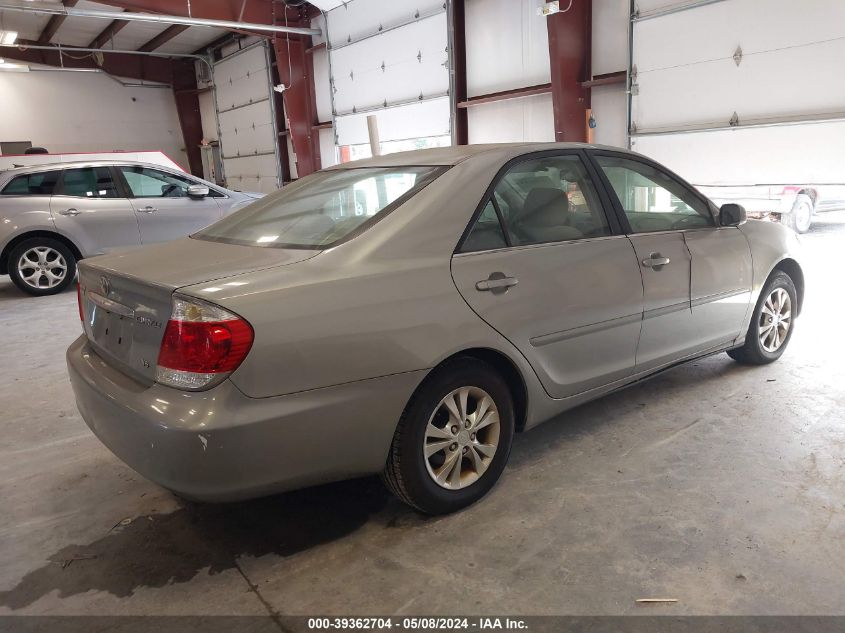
67, 143, 804, 514
0, 160, 260, 296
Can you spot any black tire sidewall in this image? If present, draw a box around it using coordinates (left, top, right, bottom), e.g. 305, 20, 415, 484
398, 359, 515, 514
8, 238, 77, 296
747, 272, 797, 362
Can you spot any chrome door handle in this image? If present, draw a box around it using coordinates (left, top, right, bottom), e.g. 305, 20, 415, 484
138, 206, 158, 214
59, 208, 80, 216
642, 253, 670, 270
476, 273, 518, 292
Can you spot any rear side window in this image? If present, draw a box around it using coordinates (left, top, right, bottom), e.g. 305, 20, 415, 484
460, 154, 611, 252
463, 201, 507, 252
1, 170, 61, 196
60, 167, 120, 199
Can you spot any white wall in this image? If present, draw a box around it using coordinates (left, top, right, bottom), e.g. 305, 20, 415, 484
464, 0, 554, 143
0, 68, 187, 167
591, 84, 627, 147
590, 0, 629, 148
468, 95, 555, 144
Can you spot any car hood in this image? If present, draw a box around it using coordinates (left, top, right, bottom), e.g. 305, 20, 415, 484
81, 237, 319, 291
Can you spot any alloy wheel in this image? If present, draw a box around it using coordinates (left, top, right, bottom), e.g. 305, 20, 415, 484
423, 386, 501, 490
17, 247, 68, 290
759, 287, 791, 353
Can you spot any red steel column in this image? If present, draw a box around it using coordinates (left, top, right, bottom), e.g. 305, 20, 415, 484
273, 36, 320, 177
547, 0, 591, 142
172, 61, 205, 176
450, 0, 468, 145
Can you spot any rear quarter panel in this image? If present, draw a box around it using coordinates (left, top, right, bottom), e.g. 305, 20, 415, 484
180, 158, 556, 426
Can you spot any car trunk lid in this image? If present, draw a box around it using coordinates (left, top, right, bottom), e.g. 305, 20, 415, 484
78, 237, 318, 383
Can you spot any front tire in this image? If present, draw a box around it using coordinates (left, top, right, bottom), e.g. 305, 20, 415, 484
728, 271, 797, 365
8, 237, 77, 297
382, 357, 515, 514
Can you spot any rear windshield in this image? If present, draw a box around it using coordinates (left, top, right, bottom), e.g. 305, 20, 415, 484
194, 166, 445, 249
1, 170, 62, 196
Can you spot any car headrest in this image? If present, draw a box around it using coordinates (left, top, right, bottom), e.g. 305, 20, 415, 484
520, 188, 570, 226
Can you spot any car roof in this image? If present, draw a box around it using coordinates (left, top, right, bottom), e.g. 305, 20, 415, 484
0, 160, 186, 175
324, 142, 640, 169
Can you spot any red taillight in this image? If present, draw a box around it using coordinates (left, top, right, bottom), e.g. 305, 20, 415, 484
77, 283, 84, 322
156, 296, 253, 390
158, 319, 253, 373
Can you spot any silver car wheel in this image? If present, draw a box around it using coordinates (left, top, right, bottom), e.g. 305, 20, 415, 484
793, 199, 812, 233
759, 287, 791, 353
423, 386, 501, 490
17, 247, 68, 290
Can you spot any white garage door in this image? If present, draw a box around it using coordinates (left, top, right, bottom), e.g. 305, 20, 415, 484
213, 42, 281, 194
325, 0, 451, 149
629, 0, 845, 187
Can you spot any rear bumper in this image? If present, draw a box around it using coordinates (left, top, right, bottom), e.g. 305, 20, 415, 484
67, 335, 425, 501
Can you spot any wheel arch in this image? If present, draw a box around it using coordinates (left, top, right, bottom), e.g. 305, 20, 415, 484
419, 348, 529, 433
796, 189, 817, 207
0, 230, 82, 276
771, 257, 804, 315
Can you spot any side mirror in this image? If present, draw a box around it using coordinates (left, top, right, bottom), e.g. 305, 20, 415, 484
719, 203, 746, 227
188, 184, 210, 199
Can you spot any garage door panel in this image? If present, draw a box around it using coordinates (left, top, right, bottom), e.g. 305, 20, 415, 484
222, 155, 280, 195
633, 122, 845, 186
213, 42, 280, 193
218, 101, 276, 157
631, 0, 845, 188
214, 46, 271, 111
634, 0, 845, 128
325, 0, 444, 49
330, 12, 448, 113
334, 97, 450, 147
634, 40, 845, 129
636, 0, 845, 71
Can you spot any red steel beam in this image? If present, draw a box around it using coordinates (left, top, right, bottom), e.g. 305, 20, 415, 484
138, 24, 190, 52
547, 0, 591, 142
4, 42, 179, 84
581, 70, 626, 89
458, 83, 553, 109
88, 17, 130, 49
37, 0, 79, 44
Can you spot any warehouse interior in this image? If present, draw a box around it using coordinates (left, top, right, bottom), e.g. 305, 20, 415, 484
1, 0, 844, 626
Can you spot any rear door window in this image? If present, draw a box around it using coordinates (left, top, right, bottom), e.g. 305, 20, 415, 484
1, 170, 61, 196
59, 167, 121, 199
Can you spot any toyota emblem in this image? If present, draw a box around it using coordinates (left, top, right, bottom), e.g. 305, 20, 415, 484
100, 276, 111, 296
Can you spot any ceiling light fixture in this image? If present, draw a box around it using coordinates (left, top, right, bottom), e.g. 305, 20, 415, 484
0, 30, 18, 45
0, 61, 30, 72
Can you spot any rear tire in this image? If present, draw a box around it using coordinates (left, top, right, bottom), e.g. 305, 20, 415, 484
728, 271, 797, 365
8, 237, 77, 297
382, 357, 515, 515
786, 194, 814, 234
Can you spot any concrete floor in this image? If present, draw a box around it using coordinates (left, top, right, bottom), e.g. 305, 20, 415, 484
1, 213, 844, 617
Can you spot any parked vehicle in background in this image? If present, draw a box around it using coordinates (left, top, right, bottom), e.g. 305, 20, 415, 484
67, 143, 804, 514
697, 183, 845, 233
0, 160, 262, 296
